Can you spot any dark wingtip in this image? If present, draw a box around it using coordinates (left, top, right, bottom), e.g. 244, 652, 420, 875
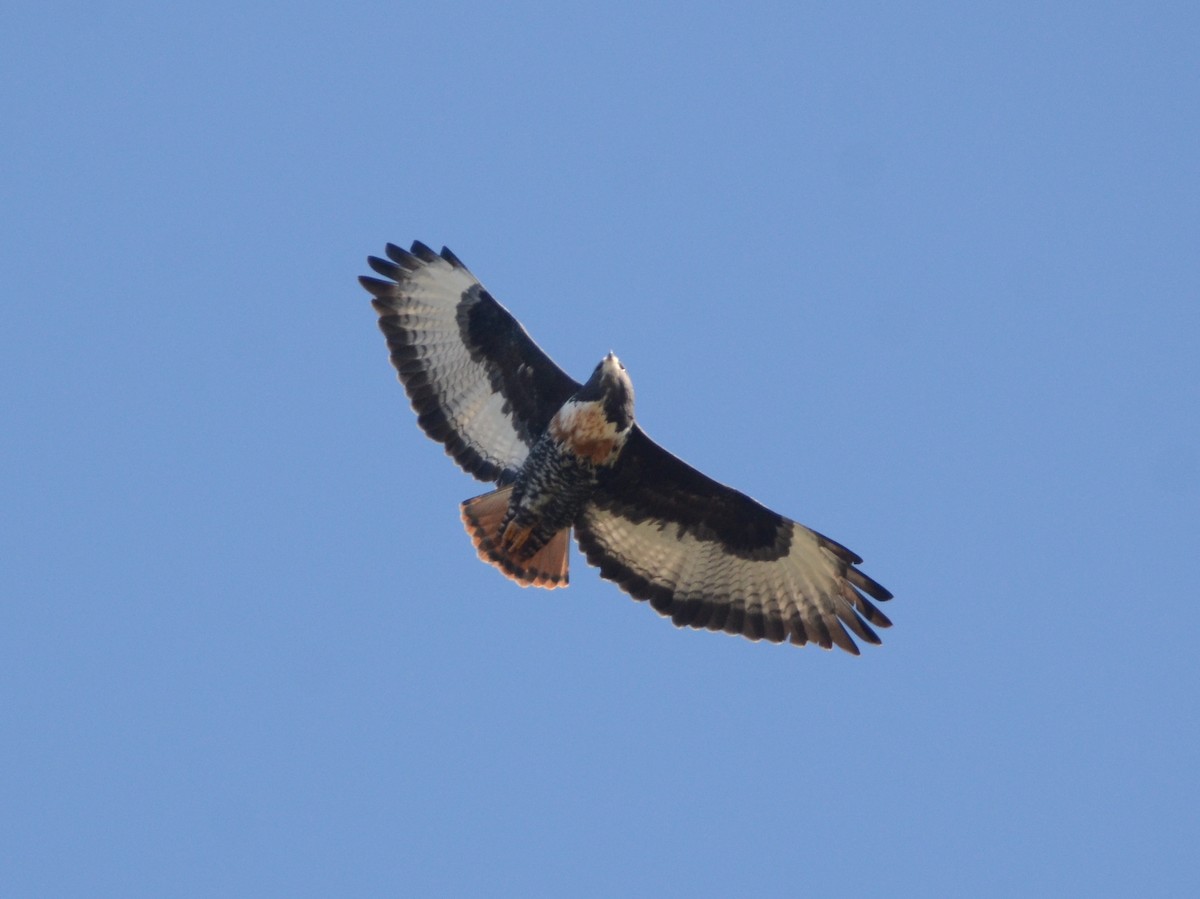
383, 243, 420, 268
410, 240, 439, 262
359, 275, 396, 298
367, 255, 404, 280
817, 532, 864, 565
440, 246, 466, 268
847, 567, 893, 602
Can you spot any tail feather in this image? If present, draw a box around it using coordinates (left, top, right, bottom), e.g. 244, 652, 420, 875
460, 487, 570, 589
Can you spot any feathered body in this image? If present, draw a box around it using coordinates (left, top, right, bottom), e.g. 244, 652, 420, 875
361, 241, 894, 652
463, 363, 633, 586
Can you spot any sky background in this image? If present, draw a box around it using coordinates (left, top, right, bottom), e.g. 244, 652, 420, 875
3, 2, 1198, 896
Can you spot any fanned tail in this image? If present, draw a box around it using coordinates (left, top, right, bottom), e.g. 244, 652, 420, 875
460, 487, 570, 589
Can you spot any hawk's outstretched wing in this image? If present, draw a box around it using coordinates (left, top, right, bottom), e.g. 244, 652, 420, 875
360, 242, 581, 483
575, 427, 893, 652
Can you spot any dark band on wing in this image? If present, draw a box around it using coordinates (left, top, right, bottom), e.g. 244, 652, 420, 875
456, 284, 579, 443
360, 241, 580, 483
594, 426, 791, 559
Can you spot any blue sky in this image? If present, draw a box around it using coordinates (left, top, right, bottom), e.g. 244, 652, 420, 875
3, 2, 1198, 895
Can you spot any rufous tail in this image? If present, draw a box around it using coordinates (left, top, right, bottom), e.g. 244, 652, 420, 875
460, 486, 569, 589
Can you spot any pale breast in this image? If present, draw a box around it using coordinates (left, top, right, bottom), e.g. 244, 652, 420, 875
548, 400, 627, 465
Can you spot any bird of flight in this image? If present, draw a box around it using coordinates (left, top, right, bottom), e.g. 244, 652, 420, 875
360, 241, 893, 652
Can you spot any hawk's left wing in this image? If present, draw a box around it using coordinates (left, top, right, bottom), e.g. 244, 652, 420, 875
575, 427, 893, 652
360, 242, 581, 484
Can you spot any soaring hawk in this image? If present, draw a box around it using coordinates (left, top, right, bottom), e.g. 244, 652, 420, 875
360, 241, 893, 652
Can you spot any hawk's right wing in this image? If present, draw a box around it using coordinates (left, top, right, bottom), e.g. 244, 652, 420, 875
576, 426, 893, 652
361, 242, 581, 484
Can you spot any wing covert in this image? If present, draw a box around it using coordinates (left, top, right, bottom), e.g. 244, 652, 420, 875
360, 242, 581, 483
575, 427, 893, 652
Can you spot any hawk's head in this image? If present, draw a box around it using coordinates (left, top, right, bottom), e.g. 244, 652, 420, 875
547, 353, 635, 466
577, 353, 635, 433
